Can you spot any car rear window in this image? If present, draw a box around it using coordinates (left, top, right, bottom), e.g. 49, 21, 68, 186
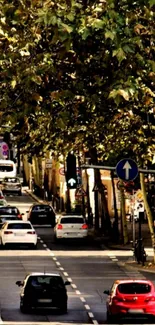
118, 283, 151, 294
27, 276, 64, 289
7, 223, 32, 230
61, 217, 84, 224
0, 207, 19, 215
32, 205, 52, 212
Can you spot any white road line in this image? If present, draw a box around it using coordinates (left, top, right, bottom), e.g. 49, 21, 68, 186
59, 267, 64, 271
75, 290, 81, 295
43, 244, 47, 248
80, 297, 86, 302
85, 304, 90, 310
56, 261, 61, 266
53, 257, 57, 261
71, 283, 77, 289
49, 252, 54, 256
112, 258, 118, 261
92, 320, 99, 324
88, 312, 94, 318
63, 272, 68, 276
67, 277, 72, 282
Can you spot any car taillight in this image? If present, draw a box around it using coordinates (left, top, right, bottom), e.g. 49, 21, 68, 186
17, 214, 22, 219
27, 231, 35, 234
57, 224, 63, 229
113, 296, 124, 303
81, 224, 88, 229
0, 196, 4, 199
145, 296, 155, 302
4, 231, 13, 234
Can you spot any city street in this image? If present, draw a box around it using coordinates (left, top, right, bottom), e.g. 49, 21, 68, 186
0, 190, 154, 325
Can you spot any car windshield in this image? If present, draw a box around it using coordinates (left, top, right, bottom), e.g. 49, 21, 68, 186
4, 177, 20, 183
7, 223, 32, 230
118, 283, 151, 294
0, 207, 19, 215
0, 165, 13, 172
27, 276, 64, 289
61, 217, 84, 224
32, 205, 52, 212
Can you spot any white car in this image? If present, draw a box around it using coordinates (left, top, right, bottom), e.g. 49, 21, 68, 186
54, 215, 88, 240
0, 220, 37, 248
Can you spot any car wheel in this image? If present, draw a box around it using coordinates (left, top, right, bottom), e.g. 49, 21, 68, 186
20, 301, 30, 314
106, 311, 115, 323
59, 303, 67, 314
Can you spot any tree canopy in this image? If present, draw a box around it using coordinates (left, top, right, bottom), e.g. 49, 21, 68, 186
0, 0, 155, 164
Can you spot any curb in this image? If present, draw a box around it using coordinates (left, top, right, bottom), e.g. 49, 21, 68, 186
118, 261, 155, 274
25, 189, 49, 204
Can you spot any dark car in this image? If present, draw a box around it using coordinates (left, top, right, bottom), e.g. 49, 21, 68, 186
0, 206, 24, 221
27, 204, 56, 227
0, 215, 20, 229
16, 272, 70, 313
2, 177, 22, 196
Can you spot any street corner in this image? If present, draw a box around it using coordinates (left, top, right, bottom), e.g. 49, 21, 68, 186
119, 259, 155, 274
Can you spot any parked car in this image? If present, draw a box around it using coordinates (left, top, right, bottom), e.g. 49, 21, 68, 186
0, 206, 24, 220
54, 215, 88, 241
104, 279, 155, 322
16, 272, 70, 313
27, 203, 56, 227
0, 220, 37, 248
1, 177, 22, 196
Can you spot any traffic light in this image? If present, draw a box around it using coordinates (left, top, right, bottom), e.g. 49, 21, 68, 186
66, 153, 77, 189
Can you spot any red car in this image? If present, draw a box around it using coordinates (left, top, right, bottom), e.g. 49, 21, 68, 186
104, 279, 155, 322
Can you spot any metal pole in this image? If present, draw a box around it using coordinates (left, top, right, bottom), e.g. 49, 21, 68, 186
132, 189, 136, 247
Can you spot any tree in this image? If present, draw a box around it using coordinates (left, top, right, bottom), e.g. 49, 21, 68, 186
0, 0, 155, 250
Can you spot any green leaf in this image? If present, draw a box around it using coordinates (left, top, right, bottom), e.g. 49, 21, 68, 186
112, 48, 126, 64
60, 23, 73, 33
105, 30, 115, 40
117, 89, 129, 101
92, 19, 104, 30
67, 12, 75, 22
149, 0, 155, 7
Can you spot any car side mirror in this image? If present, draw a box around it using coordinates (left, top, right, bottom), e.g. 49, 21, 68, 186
64, 281, 70, 286
103, 290, 110, 295
16, 281, 23, 287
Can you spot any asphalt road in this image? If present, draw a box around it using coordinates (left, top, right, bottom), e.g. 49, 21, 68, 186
0, 190, 154, 325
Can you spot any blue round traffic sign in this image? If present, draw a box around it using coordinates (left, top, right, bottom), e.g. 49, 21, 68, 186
116, 158, 138, 181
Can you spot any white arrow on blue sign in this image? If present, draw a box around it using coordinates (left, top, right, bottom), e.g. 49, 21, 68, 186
116, 158, 138, 181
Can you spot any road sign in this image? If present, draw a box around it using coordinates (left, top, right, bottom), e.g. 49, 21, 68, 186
45, 164, 52, 169
59, 167, 65, 176
116, 158, 138, 181
75, 186, 87, 197
45, 159, 52, 169
68, 178, 76, 187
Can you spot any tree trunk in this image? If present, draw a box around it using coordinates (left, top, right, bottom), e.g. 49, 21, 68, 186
88, 148, 111, 234
140, 172, 155, 263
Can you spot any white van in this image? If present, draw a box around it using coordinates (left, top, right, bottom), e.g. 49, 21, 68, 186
0, 160, 17, 182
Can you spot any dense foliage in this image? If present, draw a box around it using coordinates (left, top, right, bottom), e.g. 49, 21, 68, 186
0, 0, 154, 164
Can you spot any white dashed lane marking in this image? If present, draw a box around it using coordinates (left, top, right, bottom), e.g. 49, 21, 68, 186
38, 236, 101, 324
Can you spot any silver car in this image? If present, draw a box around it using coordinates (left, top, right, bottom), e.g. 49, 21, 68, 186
2, 177, 22, 196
